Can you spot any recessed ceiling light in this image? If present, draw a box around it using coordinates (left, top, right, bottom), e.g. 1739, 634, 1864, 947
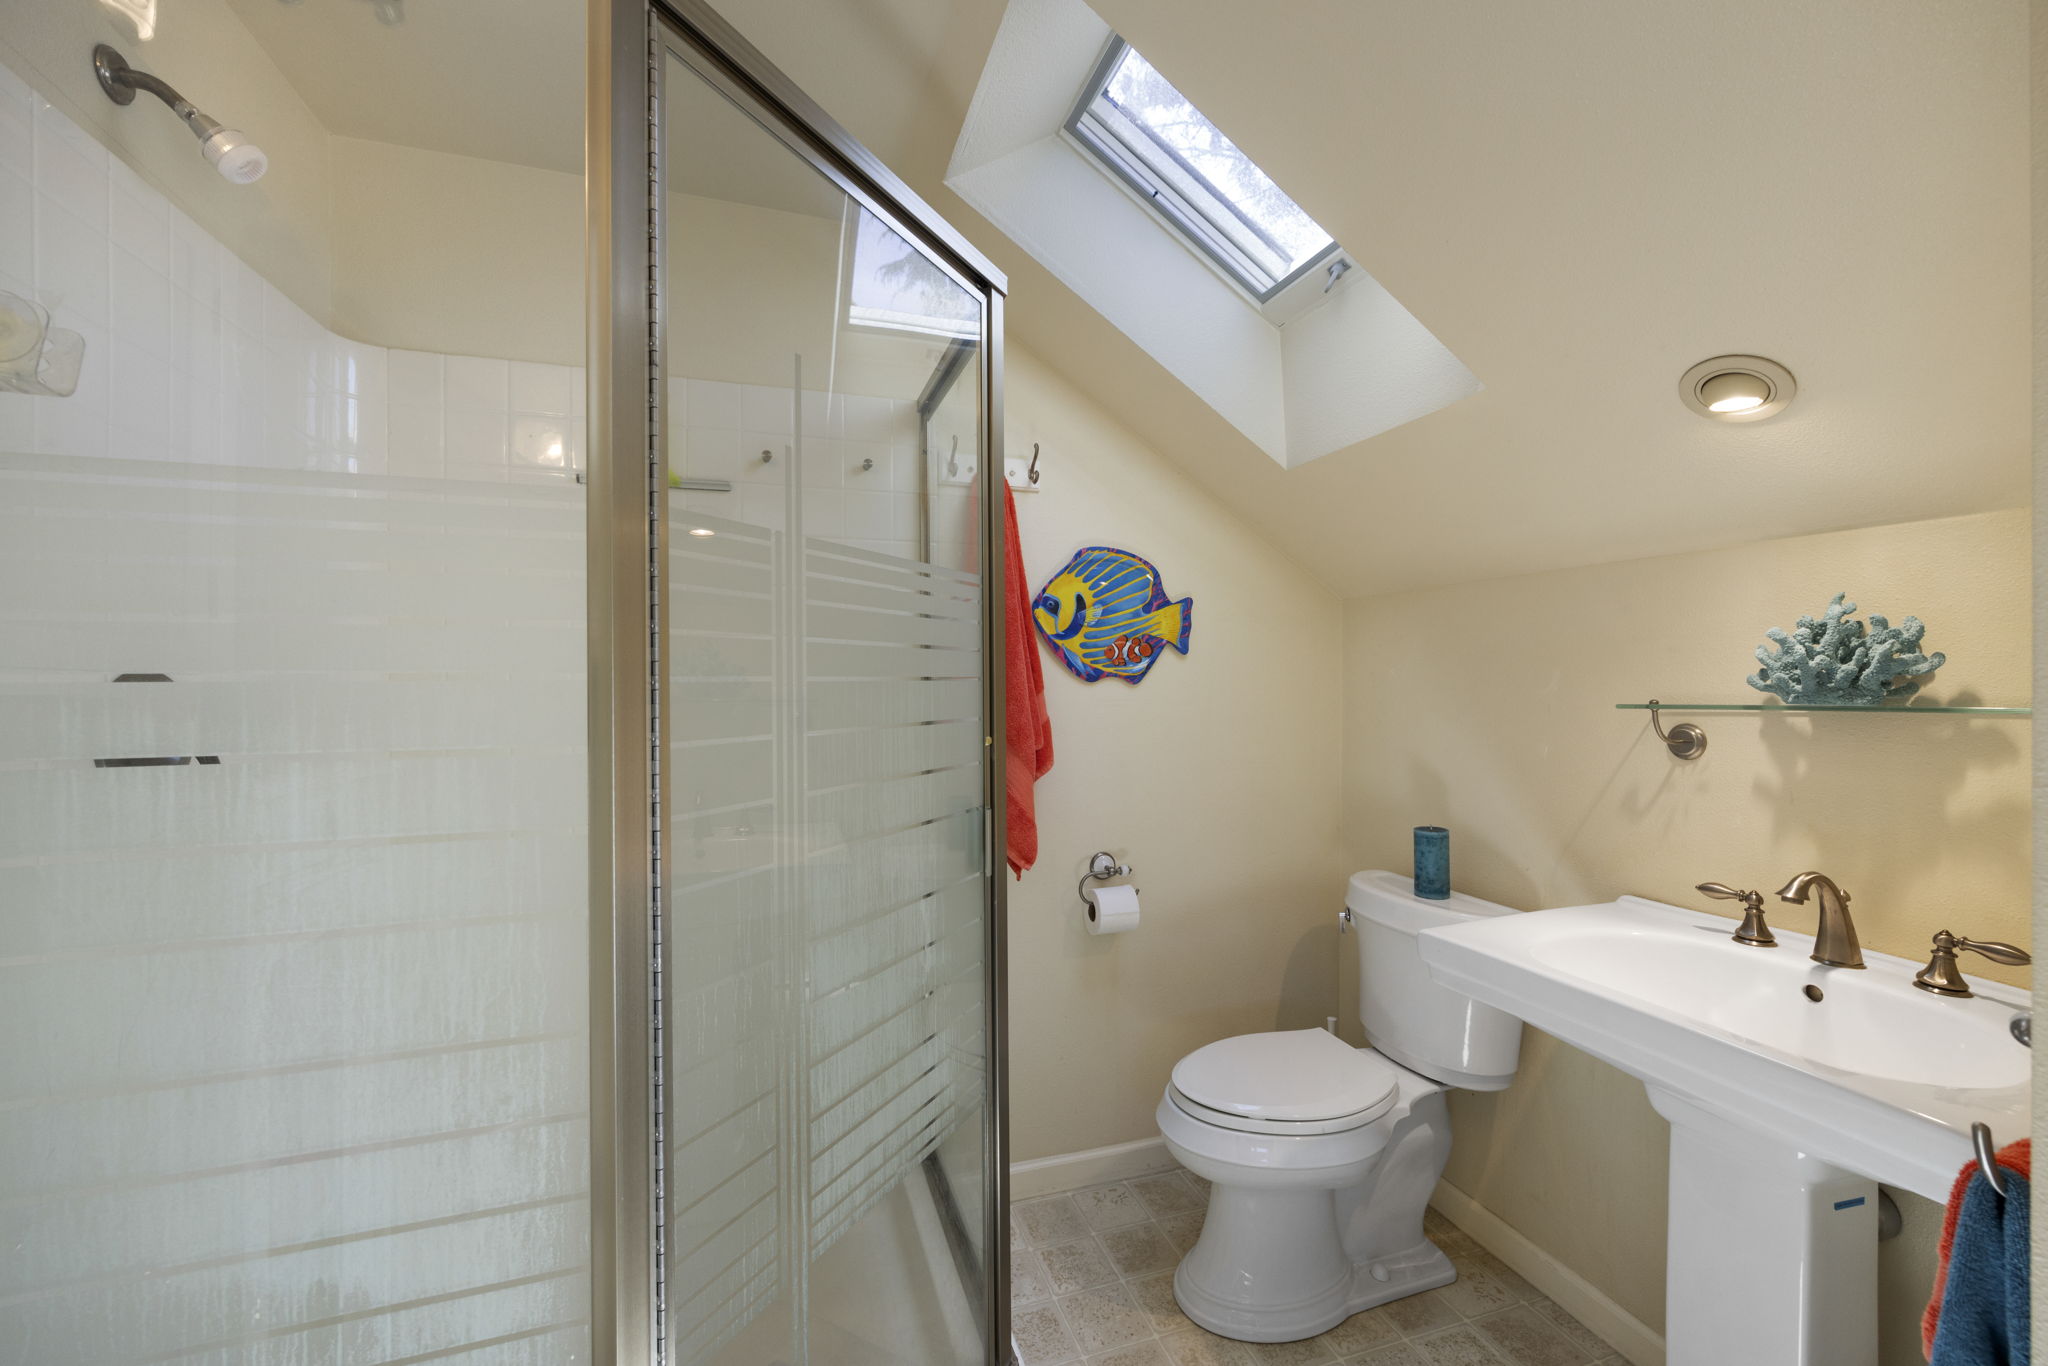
1680, 355, 1795, 422
687, 527, 716, 538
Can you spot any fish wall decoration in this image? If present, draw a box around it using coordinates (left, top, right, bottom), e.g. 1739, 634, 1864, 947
1032, 546, 1192, 684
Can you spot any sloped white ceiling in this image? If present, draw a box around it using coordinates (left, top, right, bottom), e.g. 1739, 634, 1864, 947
238, 0, 2030, 599
717, 0, 2029, 599
1087, 0, 2030, 595
944, 0, 1485, 469
223, 0, 585, 171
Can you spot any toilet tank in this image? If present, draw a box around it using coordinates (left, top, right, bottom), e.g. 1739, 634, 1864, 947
1349, 869, 1523, 1091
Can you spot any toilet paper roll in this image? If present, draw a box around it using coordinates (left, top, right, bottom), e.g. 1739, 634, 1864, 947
1084, 883, 1141, 935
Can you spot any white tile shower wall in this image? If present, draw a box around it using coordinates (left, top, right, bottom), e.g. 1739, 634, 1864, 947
0, 454, 592, 1364
668, 377, 927, 563
0, 57, 943, 557
0, 60, 584, 486
385, 348, 585, 483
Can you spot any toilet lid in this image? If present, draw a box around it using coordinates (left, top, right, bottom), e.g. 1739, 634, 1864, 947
1171, 1029, 1401, 1124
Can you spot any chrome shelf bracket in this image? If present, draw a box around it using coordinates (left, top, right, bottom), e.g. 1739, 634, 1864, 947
1648, 699, 1708, 760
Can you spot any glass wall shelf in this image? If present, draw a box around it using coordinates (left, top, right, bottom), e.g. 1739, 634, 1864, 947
1617, 701, 2031, 716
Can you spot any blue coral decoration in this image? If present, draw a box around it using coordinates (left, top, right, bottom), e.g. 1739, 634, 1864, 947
1746, 593, 1945, 705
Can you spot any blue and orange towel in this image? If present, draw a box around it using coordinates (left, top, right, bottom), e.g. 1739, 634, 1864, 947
1923, 1137, 2028, 1363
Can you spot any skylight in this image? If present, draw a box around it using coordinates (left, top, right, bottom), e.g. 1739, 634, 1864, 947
845, 208, 982, 340
1066, 40, 1339, 301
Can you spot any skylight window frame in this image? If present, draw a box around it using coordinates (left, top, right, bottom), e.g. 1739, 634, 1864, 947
1062, 37, 1342, 306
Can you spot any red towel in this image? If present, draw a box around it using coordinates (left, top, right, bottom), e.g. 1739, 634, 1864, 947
1922, 1136, 2030, 1359
1002, 479, 1053, 875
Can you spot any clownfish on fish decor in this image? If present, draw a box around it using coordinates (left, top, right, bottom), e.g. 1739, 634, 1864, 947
1031, 546, 1192, 684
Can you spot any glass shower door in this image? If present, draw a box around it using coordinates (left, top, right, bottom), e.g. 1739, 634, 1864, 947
658, 33, 999, 1366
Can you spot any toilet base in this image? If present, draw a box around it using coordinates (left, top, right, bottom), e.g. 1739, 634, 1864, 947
1162, 1070, 1459, 1343
1173, 1237, 1456, 1343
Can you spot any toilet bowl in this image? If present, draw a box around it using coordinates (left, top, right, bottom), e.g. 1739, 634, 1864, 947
1155, 871, 1524, 1343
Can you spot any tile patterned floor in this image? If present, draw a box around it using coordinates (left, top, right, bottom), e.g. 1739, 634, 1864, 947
1010, 1172, 1627, 1366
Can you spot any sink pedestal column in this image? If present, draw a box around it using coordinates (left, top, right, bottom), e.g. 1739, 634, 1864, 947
1648, 1089, 1878, 1366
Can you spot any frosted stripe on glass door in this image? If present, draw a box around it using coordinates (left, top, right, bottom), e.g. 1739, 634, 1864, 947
666, 507, 990, 1349
799, 539, 983, 1262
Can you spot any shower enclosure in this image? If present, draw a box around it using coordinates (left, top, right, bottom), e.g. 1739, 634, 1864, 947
597, 3, 1011, 1361
2, 0, 1008, 1361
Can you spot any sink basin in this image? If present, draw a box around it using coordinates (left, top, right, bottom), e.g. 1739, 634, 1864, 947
1420, 895, 2027, 1200
1419, 894, 2031, 1366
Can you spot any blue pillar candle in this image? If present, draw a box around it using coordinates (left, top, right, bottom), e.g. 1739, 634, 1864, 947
1413, 826, 1450, 900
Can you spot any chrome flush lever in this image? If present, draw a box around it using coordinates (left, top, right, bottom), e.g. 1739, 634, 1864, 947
1696, 882, 1776, 947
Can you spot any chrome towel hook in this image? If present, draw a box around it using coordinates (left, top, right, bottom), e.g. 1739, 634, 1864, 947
1971, 1122, 2009, 1197
1027, 442, 1041, 485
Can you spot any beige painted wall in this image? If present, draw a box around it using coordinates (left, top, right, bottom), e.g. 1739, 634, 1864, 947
1004, 344, 1349, 1162
665, 191, 959, 401
329, 137, 582, 364
1341, 507, 2032, 1362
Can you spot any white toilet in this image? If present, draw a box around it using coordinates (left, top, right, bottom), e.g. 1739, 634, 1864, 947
1154, 870, 1524, 1343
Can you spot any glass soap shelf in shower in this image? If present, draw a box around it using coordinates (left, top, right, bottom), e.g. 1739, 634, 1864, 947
1617, 701, 2031, 715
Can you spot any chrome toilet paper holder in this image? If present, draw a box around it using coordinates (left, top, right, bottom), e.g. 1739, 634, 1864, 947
1078, 850, 1133, 909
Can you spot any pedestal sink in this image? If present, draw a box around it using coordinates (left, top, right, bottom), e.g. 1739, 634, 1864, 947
1417, 896, 2029, 1366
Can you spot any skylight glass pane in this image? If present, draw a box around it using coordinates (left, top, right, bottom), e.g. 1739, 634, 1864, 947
1098, 45, 1335, 283
846, 208, 981, 339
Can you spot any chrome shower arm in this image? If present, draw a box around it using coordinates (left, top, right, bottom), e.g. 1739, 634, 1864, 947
117, 70, 221, 137
94, 45, 217, 133
94, 45, 165, 109
92, 45, 266, 183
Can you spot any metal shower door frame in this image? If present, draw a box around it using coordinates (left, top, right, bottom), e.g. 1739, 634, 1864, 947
586, 1, 1012, 1360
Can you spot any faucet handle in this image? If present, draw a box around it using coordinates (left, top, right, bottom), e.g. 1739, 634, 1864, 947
1957, 937, 2032, 966
1914, 929, 2033, 998
1695, 882, 1776, 948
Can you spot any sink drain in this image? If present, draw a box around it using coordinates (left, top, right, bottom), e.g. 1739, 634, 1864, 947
1802, 985, 1824, 1003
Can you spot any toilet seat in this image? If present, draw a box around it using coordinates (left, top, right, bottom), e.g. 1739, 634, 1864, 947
1165, 1085, 1386, 1136
1170, 1029, 1401, 1132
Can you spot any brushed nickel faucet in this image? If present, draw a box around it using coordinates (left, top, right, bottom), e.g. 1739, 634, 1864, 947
1911, 929, 2031, 998
1776, 871, 1864, 968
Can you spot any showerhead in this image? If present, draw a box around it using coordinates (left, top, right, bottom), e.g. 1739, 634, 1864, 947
92, 44, 269, 184
199, 127, 268, 184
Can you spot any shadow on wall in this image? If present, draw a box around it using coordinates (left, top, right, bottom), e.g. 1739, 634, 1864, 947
1400, 757, 1542, 912
1444, 1028, 1632, 1204
1560, 704, 2027, 965
1752, 705, 2027, 939
1275, 921, 1342, 1031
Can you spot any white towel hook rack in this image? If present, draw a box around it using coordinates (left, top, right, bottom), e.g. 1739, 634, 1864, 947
1003, 443, 1043, 493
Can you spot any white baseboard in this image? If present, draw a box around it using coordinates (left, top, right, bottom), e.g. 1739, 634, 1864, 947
1430, 1180, 1664, 1366
1010, 1137, 1178, 1199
